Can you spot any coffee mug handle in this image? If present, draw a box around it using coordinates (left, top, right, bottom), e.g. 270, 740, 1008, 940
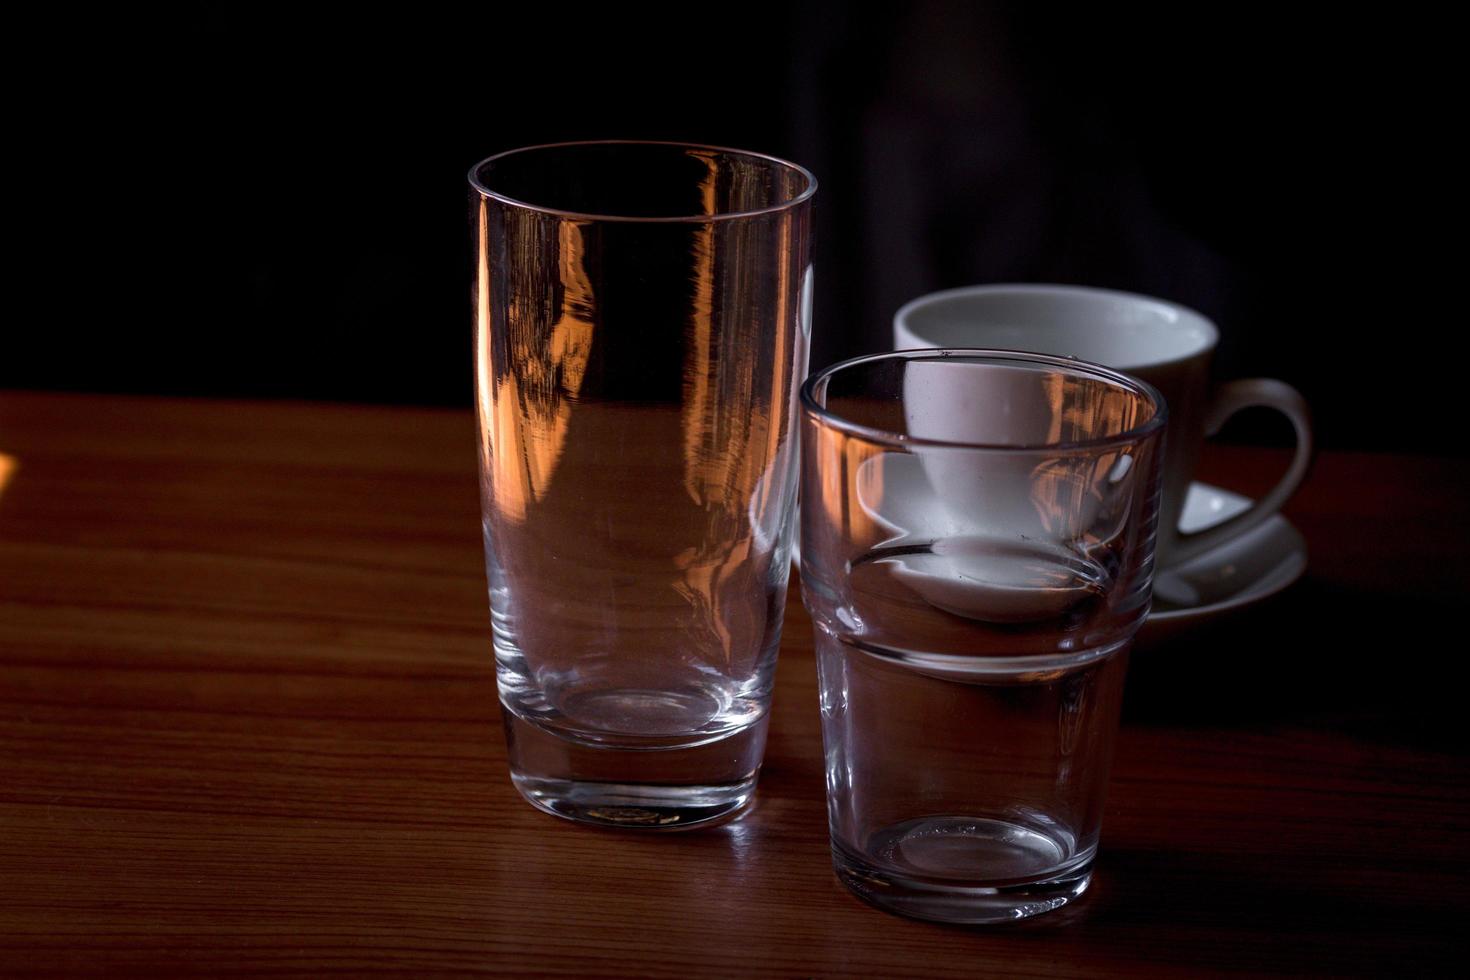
1172, 378, 1314, 564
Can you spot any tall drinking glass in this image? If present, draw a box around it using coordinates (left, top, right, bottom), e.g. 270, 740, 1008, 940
471, 142, 815, 829
800, 350, 1165, 921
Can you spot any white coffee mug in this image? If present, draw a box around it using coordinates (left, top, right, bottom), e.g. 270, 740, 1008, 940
894, 284, 1312, 566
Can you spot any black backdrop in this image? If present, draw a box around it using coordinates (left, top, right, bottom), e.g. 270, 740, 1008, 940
8, 5, 1456, 453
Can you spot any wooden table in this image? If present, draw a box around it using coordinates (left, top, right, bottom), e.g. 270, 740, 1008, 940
1, 392, 1466, 976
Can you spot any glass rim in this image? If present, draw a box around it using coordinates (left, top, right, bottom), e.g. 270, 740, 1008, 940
467, 139, 818, 223
800, 348, 1169, 453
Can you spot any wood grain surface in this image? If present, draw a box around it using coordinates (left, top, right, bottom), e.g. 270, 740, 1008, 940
1, 391, 1466, 977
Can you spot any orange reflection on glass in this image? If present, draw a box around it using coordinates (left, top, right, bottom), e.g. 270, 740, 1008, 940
673, 154, 801, 664
478, 203, 595, 525
0, 453, 15, 503
1027, 369, 1148, 539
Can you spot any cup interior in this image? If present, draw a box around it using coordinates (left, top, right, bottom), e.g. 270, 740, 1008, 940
896, 285, 1216, 370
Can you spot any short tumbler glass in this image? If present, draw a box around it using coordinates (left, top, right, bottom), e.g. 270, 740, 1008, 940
472, 142, 815, 829
800, 350, 1166, 921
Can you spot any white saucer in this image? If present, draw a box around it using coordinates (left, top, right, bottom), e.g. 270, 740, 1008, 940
1139, 482, 1307, 643
792, 475, 1306, 640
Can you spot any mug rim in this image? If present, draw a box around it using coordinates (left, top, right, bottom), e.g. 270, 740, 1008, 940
801, 348, 1168, 453
468, 140, 818, 224
893, 283, 1219, 371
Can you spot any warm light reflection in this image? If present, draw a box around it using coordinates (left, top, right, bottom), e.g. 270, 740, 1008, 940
0, 453, 15, 503
475, 199, 493, 469
479, 211, 595, 524
811, 423, 882, 548
680, 156, 719, 504
674, 153, 797, 664
1027, 371, 1146, 541
1042, 371, 1066, 446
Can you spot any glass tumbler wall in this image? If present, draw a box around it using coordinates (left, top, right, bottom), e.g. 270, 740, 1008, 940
472, 143, 814, 829
800, 351, 1165, 921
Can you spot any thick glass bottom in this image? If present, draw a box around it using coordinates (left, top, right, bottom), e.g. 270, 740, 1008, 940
832, 818, 1095, 923
510, 771, 757, 830
501, 702, 765, 831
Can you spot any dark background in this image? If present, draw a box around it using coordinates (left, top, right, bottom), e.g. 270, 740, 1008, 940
8, 5, 1455, 453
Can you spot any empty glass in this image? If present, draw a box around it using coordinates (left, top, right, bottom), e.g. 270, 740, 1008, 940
800, 350, 1166, 921
471, 142, 815, 829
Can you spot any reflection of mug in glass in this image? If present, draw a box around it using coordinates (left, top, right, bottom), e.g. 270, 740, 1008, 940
895, 285, 1312, 565
896, 357, 1151, 621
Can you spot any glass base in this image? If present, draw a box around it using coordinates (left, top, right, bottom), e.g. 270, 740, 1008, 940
511, 772, 757, 830
832, 825, 1094, 924
501, 703, 766, 832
